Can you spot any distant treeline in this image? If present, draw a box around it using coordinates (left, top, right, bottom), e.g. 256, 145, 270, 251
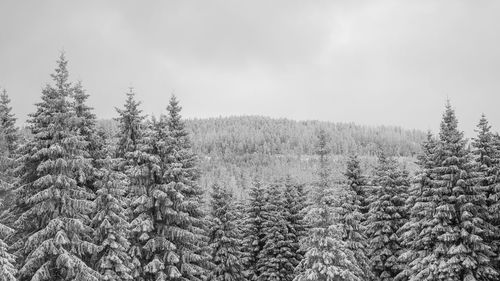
96, 116, 426, 157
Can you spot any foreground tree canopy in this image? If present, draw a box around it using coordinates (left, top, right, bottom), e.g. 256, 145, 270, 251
0, 54, 499, 281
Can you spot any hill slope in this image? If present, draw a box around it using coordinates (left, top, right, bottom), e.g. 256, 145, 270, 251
99, 115, 426, 157
97, 116, 425, 198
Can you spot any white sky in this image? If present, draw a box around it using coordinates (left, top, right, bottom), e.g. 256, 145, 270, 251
1, 0, 499, 137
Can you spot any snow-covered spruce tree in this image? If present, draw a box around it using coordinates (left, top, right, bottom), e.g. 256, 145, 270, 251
72, 81, 106, 182
161, 95, 210, 280
366, 151, 409, 280
243, 179, 266, 281
116, 95, 157, 279
0, 88, 19, 156
13, 53, 100, 280
115, 88, 145, 159
257, 182, 295, 281
491, 132, 500, 272
337, 156, 372, 281
92, 157, 133, 280
207, 183, 245, 281
72, 81, 101, 160
435, 104, 496, 280
295, 129, 363, 281
0, 88, 19, 222
471, 115, 500, 273
344, 154, 368, 215
283, 177, 307, 281
0, 218, 16, 281
403, 102, 497, 280
396, 132, 438, 281
127, 96, 210, 280
231, 197, 248, 260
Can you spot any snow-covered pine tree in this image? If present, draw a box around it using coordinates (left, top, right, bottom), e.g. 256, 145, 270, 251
124, 124, 160, 280
114, 89, 150, 279
344, 154, 368, 215
152, 95, 210, 280
72, 81, 101, 159
283, 177, 307, 281
471, 115, 500, 274
115, 88, 145, 159
490, 132, 500, 271
72, 81, 106, 176
338, 155, 372, 280
396, 132, 438, 281
243, 179, 266, 281
92, 157, 133, 280
207, 183, 245, 281
403, 102, 497, 280
366, 151, 408, 281
121, 95, 210, 280
0, 89, 19, 222
14, 53, 100, 280
491, 132, 500, 273
295, 129, 363, 281
0, 218, 16, 281
257, 182, 295, 281
0, 89, 18, 156
435, 104, 496, 280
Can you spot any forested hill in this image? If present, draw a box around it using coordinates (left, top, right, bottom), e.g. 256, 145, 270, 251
97, 115, 426, 157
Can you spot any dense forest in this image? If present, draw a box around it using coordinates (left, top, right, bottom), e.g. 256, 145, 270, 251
94, 117, 424, 198
1, 54, 500, 281
97, 116, 426, 157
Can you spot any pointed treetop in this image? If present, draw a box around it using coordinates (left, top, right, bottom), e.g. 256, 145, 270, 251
115, 88, 145, 157
116, 87, 142, 115
167, 94, 183, 131
50, 52, 71, 93
73, 81, 90, 102
0, 89, 10, 106
475, 114, 491, 136
126, 86, 137, 100
0, 88, 18, 154
73, 81, 96, 121
0, 89, 15, 124
439, 100, 463, 142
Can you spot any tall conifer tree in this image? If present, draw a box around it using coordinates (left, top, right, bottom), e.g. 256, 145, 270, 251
207, 183, 245, 281
115, 89, 145, 159
0, 89, 18, 156
125, 96, 210, 280
14, 53, 100, 280
161, 95, 210, 280
366, 152, 409, 280
257, 182, 295, 281
471, 115, 500, 274
295, 130, 363, 281
340, 155, 372, 280
283, 178, 307, 281
72, 81, 106, 174
92, 157, 134, 280
115, 93, 160, 280
402, 102, 497, 280
344, 154, 368, 214
0, 89, 19, 221
397, 132, 438, 281
243, 179, 266, 281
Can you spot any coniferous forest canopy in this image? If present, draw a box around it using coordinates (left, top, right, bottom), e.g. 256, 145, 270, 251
0, 54, 500, 281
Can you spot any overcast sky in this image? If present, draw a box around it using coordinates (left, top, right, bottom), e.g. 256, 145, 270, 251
1, 0, 499, 136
